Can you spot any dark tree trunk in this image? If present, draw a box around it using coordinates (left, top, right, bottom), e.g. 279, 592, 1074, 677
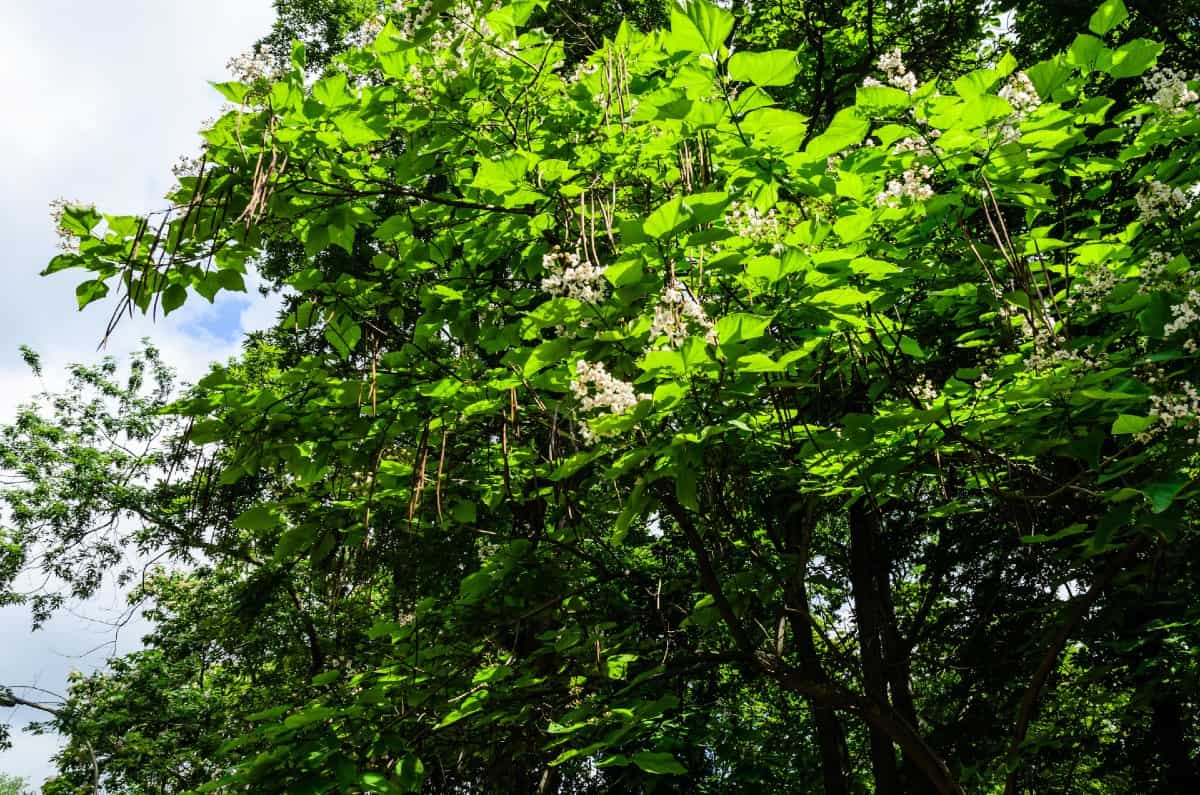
849, 501, 901, 794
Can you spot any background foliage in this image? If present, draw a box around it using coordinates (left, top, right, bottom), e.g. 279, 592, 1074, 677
3, 0, 1200, 792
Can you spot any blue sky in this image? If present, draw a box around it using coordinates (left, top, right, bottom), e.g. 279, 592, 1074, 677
0, 0, 278, 784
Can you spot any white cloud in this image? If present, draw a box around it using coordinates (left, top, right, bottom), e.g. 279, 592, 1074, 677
0, 0, 278, 784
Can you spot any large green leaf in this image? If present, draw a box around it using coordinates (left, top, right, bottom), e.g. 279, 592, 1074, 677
728, 49, 800, 87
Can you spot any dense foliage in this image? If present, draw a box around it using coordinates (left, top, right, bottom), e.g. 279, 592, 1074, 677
3, 0, 1200, 792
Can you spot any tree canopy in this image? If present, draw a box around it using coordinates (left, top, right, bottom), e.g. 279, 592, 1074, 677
3, 0, 1200, 792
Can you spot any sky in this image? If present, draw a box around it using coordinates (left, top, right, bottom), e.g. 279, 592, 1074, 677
0, 0, 279, 785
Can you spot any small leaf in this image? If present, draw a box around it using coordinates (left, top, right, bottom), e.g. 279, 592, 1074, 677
161, 285, 188, 314
1104, 417, 1152, 437
898, 336, 926, 359
75, 279, 109, 309
631, 751, 687, 775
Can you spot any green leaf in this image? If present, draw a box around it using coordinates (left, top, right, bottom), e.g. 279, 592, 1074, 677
472, 154, 529, 193
666, 1, 734, 55
233, 505, 278, 531
716, 313, 772, 346
1105, 39, 1162, 78
210, 81, 249, 105
898, 336, 926, 359
164, 283, 189, 314
325, 316, 362, 358
313, 73, 352, 108
1067, 34, 1108, 71
856, 85, 911, 114
631, 751, 687, 775
523, 337, 572, 376
1111, 414, 1154, 435
1144, 477, 1187, 514
275, 524, 318, 562
1089, 0, 1127, 35
812, 286, 880, 307
643, 192, 728, 239
805, 107, 869, 158
395, 756, 425, 792
75, 279, 109, 309
743, 108, 808, 150
1026, 56, 1074, 99
728, 49, 800, 87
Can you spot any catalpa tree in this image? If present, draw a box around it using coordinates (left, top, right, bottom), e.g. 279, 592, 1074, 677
5, 0, 1200, 791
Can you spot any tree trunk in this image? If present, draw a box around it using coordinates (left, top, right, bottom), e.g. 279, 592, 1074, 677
849, 501, 901, 794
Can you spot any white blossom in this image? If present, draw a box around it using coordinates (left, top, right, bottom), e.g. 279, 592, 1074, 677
1140, 250, 1174, 288
912, 376, 939, 403
226, 47, 276, 83
570, 361, 646, 443
1067, 263, 1118, 314
876, 164, 934, 207
648, 279, 717, 348
350, 13, 387, 47
1138, 381, 1200, 444
872, 48, 919, 94
1143, 67, 1199, 113
1164, 289, 1200, 336
1136, 178, 1192, 224
48, 198, 94, 253
726, 201, 781, 243
999, 71, 1040, 117
1023, 321, 1099, 372
995, 71, 1040, 144
891, 132, 940, 156
540, 248, 607, 304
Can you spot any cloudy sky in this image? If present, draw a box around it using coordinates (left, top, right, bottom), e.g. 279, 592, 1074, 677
0, 0, 278, 784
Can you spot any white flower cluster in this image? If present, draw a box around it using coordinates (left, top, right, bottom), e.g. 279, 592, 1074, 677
1139, 382, 1200, 444
891, 132, 940, 156
350, 13, 387, 48
397, 0, 437, 38
912, 376, 939, 403
171, 154, 204, 180
570, 360, 646, 443
876, 164, 934, 208
1141, 249, 1174, 286
999, 71, 1040, 117
649, 279, 717, 349
48, 198, 94, 253
1024, 326, 1097, 372
1164, 289, 1200, 345
997, 71, 1040, 143
1136, 179, 1193, 224
540, 248, 607, 304
1067, 264, 1118, 314
396, 1, 505, 98
726, 202, 781, 244
1143, 67, 1199, 114
226, 48, 275, 84
869, 48, 918, 94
